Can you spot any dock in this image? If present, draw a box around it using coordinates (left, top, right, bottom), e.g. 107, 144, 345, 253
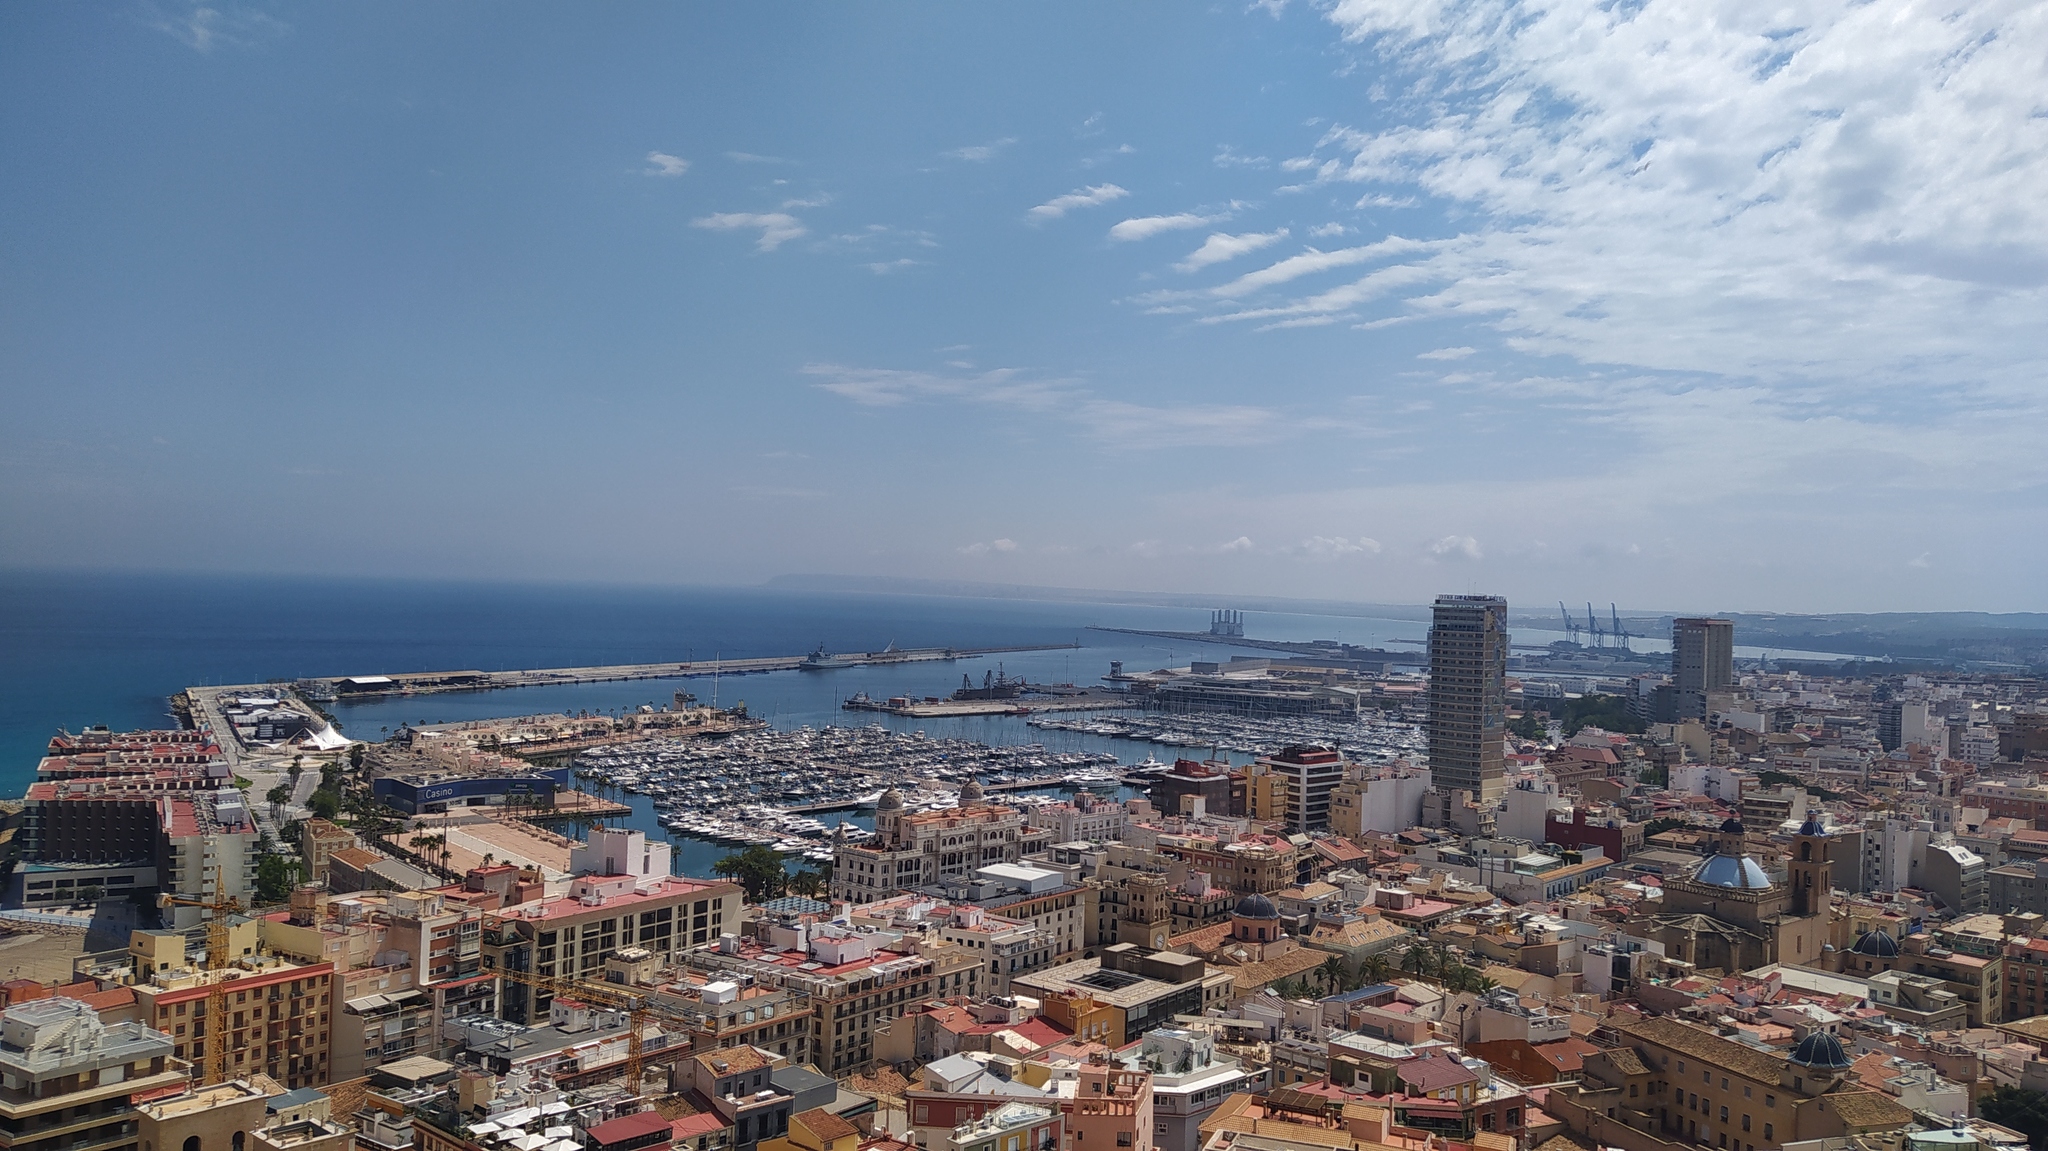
841, 691, 1138, 718
296, 642, 1082, 699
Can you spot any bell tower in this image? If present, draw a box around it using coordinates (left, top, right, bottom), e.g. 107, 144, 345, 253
1789, 816, 1833, 924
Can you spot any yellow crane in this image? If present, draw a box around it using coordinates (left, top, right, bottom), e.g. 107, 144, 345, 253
158, 858, 241, 1085
486, 961, 685, 1088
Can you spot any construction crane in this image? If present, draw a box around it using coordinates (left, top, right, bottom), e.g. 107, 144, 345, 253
1611, 604, 1633, 653
1557, 602, 1581, 646
1586, 603, 1605, 649
486, 958, 689, 1089
158, 858, 240, 1085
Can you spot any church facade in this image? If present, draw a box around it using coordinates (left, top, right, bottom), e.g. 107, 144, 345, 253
1630, 817, 1834, 974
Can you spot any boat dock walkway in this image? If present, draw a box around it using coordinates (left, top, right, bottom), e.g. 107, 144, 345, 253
293, 642, 1082, 699
842, 691, 1138, 718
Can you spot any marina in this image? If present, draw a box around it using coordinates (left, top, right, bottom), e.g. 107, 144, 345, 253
569, 722, 1128, 861
1026, 709, 1427, 759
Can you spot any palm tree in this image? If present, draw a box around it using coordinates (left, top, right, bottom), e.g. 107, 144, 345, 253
1362, 953, 1393, 986
1318, 955, 1346, 994
1401, 941, 1437, 980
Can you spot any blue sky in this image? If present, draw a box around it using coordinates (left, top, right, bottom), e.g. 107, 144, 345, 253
2, 1, 2044, 613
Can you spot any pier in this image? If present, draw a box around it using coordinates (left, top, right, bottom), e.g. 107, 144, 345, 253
295, 642, 1082, 699
841, 690, 1137, 718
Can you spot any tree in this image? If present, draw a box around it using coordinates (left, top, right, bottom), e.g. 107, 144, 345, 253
255, 854, 304, 903
1361, 953, 1393, 986
1559, 694, 1646, 737
1508, 712, 1550, 741
266, 783, 291, 821
713, 845, 790, 902
1981, 1086, 2048, 1146
306, 788, 340, 820
1318, 955, 1346, 994
1401, 941, 1437, 980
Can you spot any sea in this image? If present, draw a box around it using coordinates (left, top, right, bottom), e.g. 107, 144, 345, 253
0, 570, 1448, 877
0, 569, 1841, 879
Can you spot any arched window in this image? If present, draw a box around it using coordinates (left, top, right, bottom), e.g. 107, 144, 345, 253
233, 1135, 245, 1151
1800, 843, 1812, 861
184, 1137, 201, 1151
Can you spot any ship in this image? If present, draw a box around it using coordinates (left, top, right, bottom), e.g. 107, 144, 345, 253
799, 644, 858, 671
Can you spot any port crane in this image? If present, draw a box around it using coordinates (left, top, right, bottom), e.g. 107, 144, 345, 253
158, 859, 239, 1085
1557, 602, 1581, 646
1610, 604, 1634, 653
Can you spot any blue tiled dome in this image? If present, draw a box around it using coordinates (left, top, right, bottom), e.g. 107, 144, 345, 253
1797, 815, 1827, 837
1788, 1029, 1853, 1070
1694, 853, 1773, 889
1234, 892, 1279, 919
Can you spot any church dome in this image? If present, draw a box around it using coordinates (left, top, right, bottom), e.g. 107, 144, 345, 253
878, 788, 905, 811
1797, 815, 1828, 837
1787, 1029, 1853, 1070
1694, 853, 1773, 889
1233, 892, 1279, 920
960, 779, 986, 804
1851, 929, 1900, 958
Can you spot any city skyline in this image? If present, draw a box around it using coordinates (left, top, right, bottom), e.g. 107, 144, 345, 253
2, 2, 2045, 613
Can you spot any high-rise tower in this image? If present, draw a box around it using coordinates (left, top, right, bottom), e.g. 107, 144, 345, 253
1427, 595, 1508, 808
1671, 617, 1734, 719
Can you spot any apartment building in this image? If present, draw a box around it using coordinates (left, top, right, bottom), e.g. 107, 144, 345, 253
0, 998, 187, 1151
1427, 595, 1509, 812
1245, 746, 1346, 833
483, 847, 743, 1024
129, 957, 337, 1089
683, 912, 982, 1076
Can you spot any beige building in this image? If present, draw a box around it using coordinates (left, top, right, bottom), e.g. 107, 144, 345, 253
1629, 818, 1832, 975
1552, 1015, 1912, 1151
0, 998, 187, 1151
832, 787, 1026, 902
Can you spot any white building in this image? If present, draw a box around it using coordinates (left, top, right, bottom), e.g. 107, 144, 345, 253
1497, 776, 1569, 844
1327, 763, 1431, 836
569, 827, 672, 886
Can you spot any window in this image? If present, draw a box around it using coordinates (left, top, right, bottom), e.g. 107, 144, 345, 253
1764, 1125, 1773, 1140
1742, 1116, 1751, 1131
1719, 1107, 1729, 1122
1765, 1096, 1775, 1108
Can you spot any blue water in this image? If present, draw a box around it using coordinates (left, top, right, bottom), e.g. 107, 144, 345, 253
0, 568, 1427, 800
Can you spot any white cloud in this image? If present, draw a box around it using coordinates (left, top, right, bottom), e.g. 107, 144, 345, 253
804, 363, 1284, 448
725, 152, 793, 164
1427, 535, 1483, 561
1214, 146, 1271, 169
644, 152, 690, 177
1220, 536, 1255, 553
1108, 214, 1217, 242
1026, 184, 1129, 222
946, 138, 1017, 162
692, 212, 807, 252
780, 194, 832, 209
143, 2, 285, 52
1175, 230, 1289, 273
960, 538, 1021, 556
1308, 223, 1350, 238
1417, 347, 1475, 360
1300, 535, 1382, 557
1290, 0, 2048, 390
865, 259, 924, 275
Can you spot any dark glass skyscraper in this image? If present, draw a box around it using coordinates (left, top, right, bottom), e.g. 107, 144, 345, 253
1427, 594, 1508, 805
1672, 617, 1734, 718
